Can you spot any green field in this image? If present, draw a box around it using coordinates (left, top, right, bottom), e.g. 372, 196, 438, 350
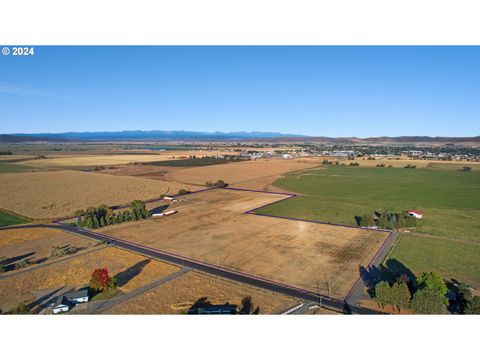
144, 157, 246, 167
257, 165, 480, 285
0, 210, 29, 227
0, 162, 37, 173
388, 234, 480, 288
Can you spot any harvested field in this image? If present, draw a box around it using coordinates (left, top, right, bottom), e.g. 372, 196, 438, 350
0, 228, 96, 272
0, 247, 178, 312
99, 165, 178, 182
167, 159, 321, 189
0, 170, 198, 218
105, 271, 299, 314
100, 189, 389, 298
20, 151, 238, 167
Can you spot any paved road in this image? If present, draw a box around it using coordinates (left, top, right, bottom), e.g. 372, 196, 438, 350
1, 223, 382, 315
72, 266, 191, 314
345, 231, 399, 307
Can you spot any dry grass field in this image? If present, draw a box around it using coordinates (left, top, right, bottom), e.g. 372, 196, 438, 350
0, 247, 178, 312
167, 159, 321, 189
0, 228, 97, 272
0, 170, 195, 218
20, 151, 238, 167
105, 271, 299, 314
100, 189, 388, 298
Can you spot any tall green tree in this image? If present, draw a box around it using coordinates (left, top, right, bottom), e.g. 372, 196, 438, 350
416, 272, 448, 297
391, 282, 411, 311
411, 288, 447, 314
374, 281, 391, 307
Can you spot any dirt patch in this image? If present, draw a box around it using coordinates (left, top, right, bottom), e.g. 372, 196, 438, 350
0, 247, 179, 312
105, 271, 298, 314
0, 170, 199, 218
100, 189, 388, 298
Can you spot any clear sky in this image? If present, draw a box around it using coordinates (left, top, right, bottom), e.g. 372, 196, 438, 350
1, 46, 479, 137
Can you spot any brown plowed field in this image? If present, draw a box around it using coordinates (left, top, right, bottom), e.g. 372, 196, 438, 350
105, 271, 298, 314
20, 151, 238, 167
100, 188, 388, 298
0, 170, 198, 218
166, 159, 322, 188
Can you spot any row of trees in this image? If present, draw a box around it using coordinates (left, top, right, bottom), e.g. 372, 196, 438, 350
76, 200, 151, 229
375, 272, 449, 314
205, 179, 228, 188
357, 210, 417, 229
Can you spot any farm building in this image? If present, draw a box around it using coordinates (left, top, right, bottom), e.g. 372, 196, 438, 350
52, 289, 90, 314
407, 210, 423, 219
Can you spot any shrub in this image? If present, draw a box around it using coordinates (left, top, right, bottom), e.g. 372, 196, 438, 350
464, 296, 480, 314
15, 259, 28, 270
10, 303, 29, 314
178, 189, 190, 195
49, 246, 66, 258
0, 264, 5, 273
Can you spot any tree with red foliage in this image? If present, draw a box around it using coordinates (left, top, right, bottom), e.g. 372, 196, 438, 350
89, 268, 110, 292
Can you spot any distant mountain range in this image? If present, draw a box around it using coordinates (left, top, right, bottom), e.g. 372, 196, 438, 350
0, 131, 479, 144
1, 130, 305, 142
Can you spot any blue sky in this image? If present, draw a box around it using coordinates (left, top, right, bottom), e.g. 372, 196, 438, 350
0, 46, 479, 137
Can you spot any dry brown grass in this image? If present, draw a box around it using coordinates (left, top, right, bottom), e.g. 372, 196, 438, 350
167, 159, 321, 188
0, 170, 196, 218
0, 228, 97, 271
0, 247, 178, 311
105, 271, 299, 314
100, 189, 388, 298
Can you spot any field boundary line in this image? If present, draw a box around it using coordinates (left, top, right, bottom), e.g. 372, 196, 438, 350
53, 185, 392, 306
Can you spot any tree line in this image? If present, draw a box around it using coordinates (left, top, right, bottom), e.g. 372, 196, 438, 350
356, 210, 417, 230
375, 271, 480, 314
205, 179, 228, 188
76, 200, 151, 229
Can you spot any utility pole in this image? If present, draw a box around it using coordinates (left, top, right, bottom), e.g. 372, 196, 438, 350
316, 281, 322, 308
324, 273, 331, 297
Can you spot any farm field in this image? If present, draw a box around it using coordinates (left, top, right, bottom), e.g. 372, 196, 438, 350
0, 228, 97, 273
388, 234, 480, 288
143, 157, 246, 167
105, 271, 299, 314
336, 158, 480, 170
19, 151, 239, 167
0, 162, 38, 173
167, 159, 321, 189
0, 170, 198, 219
257, 165, 480, 286
99, 188, 389, 298
0, 246, 179, 312
0, 211, 29, 227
